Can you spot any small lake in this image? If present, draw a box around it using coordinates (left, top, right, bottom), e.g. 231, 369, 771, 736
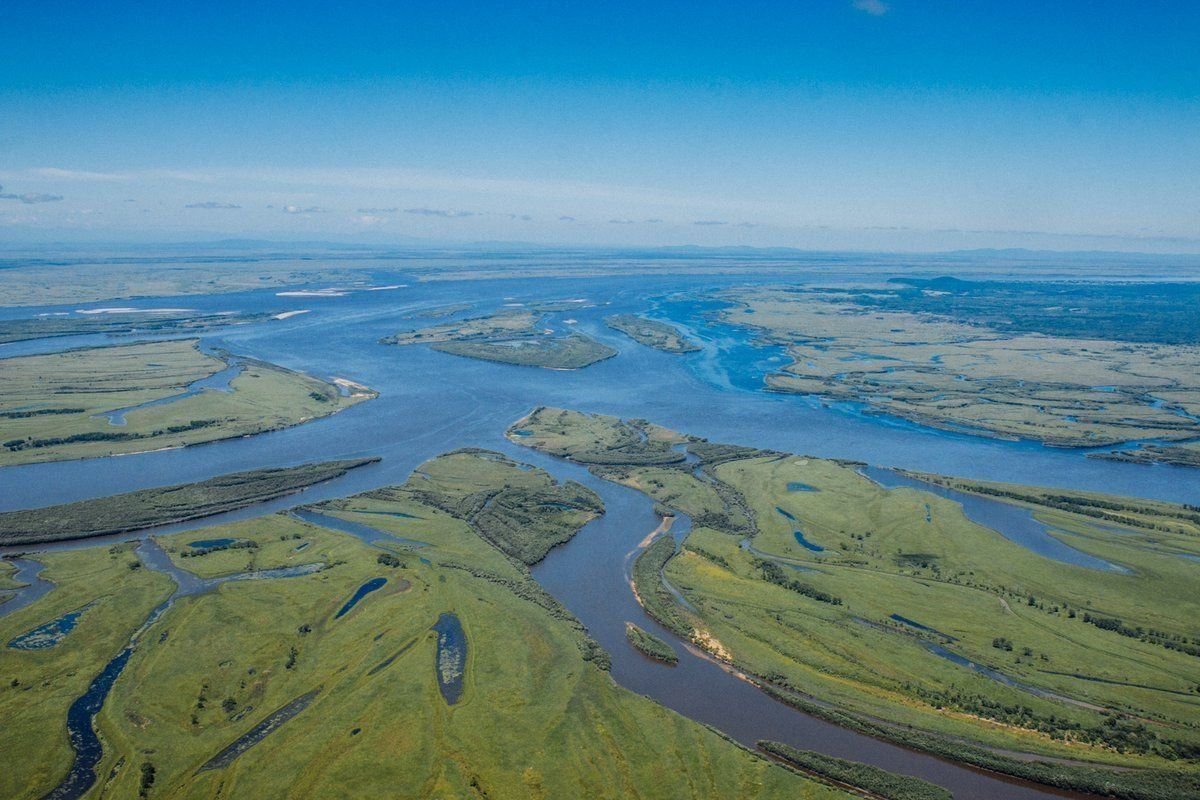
188, 537, 239, 549
8, 604, 90, 650
335, 577, 387, 619
432, 612, 467, 705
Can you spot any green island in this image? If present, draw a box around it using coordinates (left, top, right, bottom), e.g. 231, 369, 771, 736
382, 309, 617, 370
625, 621, 679, 664
0, 450, 843, 800
508, 407, 1200, 800
0, 339, 375, 466
708, 285, 1200, 466
0, 309, 274, 345
605, 314, 701, 354
0, 459, 378, 546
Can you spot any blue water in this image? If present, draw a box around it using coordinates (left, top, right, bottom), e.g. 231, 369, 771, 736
334, 577, 387, 619
188, 537, 238, 549
776, 506, 824, 551
889, 613, 957, 642
8, 606, 89, 650
860, 467, 1128, 573
793, 531, 825, 552
786, 482, 819, 492
431, 612, 467, 705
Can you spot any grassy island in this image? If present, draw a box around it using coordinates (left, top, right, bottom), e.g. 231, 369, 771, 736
605, 314, 700, 353
625, 622, 679, 664
383, 309, 616, 369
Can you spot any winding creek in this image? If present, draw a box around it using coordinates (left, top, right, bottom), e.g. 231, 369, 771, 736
39, 540, 325, 800
3, 271, 1199, 799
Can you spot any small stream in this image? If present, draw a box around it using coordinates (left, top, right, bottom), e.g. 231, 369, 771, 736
98, 360, 243, 426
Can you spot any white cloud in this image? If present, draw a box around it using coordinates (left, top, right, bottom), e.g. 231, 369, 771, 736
852, 0, 888, 16
282, 205, 327, 214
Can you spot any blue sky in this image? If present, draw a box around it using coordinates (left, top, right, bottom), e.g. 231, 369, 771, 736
1, 1, 1197, 251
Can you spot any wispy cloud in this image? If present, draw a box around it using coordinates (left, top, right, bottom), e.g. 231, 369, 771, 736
692, 219, 728, 226
185, 201, 240, 209
356, 207, 399, 214
0, 186, 63, 204
404, 207, 475, 218
644, 218, 663, 224
558, 215, 577, 222
608, 218, 636, 224
851, 0, 888, 16
282, 205, 327, 214
31, 167, 130, 182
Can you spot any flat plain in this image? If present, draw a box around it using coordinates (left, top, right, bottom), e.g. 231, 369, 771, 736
0, 339, 374, 465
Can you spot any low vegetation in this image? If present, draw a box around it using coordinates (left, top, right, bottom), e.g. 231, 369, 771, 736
605, 314, 700, 353
625, 622, 678, 664
759, 741, 951, 800
0, 459, 378, 546
382, 309, 616, 369
0, 339, 375, 465
0, 309, 273, 344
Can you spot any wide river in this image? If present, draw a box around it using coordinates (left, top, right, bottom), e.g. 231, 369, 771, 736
3, 269, 1197, 799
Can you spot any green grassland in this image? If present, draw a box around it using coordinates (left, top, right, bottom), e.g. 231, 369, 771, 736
382, 309, 617, 370
0, 559, 19, 592
0, 450, 842, 799
0, 543, 175, 798
605, 314, 701, 354
0, 459, 378, 546
0, 309, 274, 344
714, 287, 1200, 463
0, 339, 375, 466
509, 407, 1200, 798
159, 513, 336, 578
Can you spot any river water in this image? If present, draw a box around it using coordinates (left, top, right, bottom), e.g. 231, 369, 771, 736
3, 269, 1197, 799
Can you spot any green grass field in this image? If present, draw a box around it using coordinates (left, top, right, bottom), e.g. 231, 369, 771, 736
510, 407, 1200, 796
0, 450, 844, 799
0, 339, 375, 466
